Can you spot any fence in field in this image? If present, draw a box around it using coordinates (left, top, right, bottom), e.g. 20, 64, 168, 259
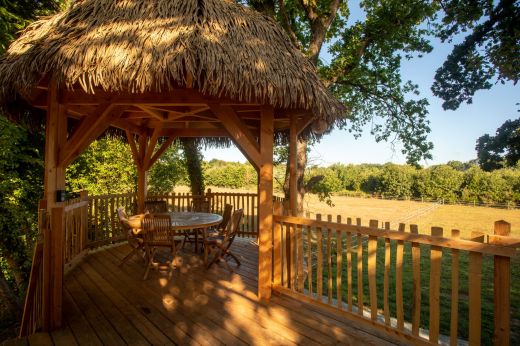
272, 207, 519, 345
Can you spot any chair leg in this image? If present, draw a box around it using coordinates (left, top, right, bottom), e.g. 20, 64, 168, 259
120, 247, 138, 266
206, 248, 222, 269
225, 250, 241, 266
143, 247, 155, 280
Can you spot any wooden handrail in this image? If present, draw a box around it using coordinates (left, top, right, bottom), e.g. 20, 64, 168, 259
274, 215, 517, 257
272, 214, 517, 345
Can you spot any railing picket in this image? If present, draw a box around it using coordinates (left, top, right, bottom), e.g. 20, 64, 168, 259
297, 224, 304, 292
317, 214, 323, 302
492, 220, 511, 346
384, 221, 391, 326
429, 226, 443, 343
327, 214, 333, 304
469, 231, 484, 346
368, 220, 378, 321
411, 224, 421, 336
336, 215, 342, 309
450, 229, 460, 345
346, 217, 352, 311
356, 217, 363, 315
396, 223, 405, 330
307, 221, 313, 298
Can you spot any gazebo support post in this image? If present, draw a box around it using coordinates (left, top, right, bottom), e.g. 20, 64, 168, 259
42, 80, 66, 331
137, 133, 148, 213
258, 106, 274, 300
126, 128, 174, 213
289, 113, 298, 217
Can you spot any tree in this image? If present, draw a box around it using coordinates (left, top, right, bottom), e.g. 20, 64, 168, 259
242, 0, 519, 213
66, 138, 137, 195
432, 0, 520, 110
0, 118, 44, 332
180, 138, 205, 195
476, 117, 520, 171
0, 0, 63, 53
148, 144, 187, 194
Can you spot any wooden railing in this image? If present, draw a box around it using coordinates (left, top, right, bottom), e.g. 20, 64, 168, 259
272, 213, 518, 345
19, 209, 47, 337
85, 190, 286, 240
19, 197, 89, 336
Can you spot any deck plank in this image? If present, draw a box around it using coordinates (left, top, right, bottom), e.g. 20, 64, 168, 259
50, 238, 394, 346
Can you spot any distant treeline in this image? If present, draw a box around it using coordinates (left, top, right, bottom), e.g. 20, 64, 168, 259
204, 160, 520, 206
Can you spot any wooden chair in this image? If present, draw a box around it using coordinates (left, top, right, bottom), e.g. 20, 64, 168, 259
204, 208, 244, 269
183, 197, 211, 250
118, 207, 144, 266
144, 200, 168, 213
207, 203, 233, 237
141, 214, 182, 280
190, 198, 211, 212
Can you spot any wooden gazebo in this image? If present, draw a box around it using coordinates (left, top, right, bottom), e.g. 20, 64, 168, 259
0, 0, 344, 331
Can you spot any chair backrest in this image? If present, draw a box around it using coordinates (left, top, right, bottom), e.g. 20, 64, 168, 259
218, 204, 233, 231
191, 198, 211, 213
224, 209, 244, 242
117, 207, 131, 231
144, 200, 167, 213
141, 214, 172, 244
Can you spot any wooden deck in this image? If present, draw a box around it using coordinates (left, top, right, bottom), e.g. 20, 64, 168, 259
23, 238, 399, 345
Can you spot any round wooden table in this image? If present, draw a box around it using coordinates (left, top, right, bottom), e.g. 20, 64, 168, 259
128, 212, 223, 252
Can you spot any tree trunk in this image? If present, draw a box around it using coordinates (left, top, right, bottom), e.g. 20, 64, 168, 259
283, 137, 307, 215
180, 138, 205, 195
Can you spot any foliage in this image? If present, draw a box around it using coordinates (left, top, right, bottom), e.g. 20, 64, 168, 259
180, 138, 205, 195
148, 144, 187, 194
414, 165, 463, 202
66, 138, 137, 195
0, 118, 44, 330
432, 0, 520, 110
204, 160, 257, 189
476, 117, 520, 171
0, 0, 63, 53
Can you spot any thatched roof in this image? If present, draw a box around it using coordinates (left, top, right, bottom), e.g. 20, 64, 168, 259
0, 0, 345, 129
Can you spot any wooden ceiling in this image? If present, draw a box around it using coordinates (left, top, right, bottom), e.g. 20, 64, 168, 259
29, 85, 314, 139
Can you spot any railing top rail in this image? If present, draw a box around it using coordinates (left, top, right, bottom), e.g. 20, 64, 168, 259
63, 200, 89, 212
274, 215, 518, 257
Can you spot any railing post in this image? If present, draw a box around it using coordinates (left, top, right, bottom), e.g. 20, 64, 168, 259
492, 220, 511, 346
272, 201, 283, 287
44, 206, 64, 331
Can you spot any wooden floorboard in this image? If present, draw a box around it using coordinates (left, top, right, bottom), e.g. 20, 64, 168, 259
45, 238, 396, 346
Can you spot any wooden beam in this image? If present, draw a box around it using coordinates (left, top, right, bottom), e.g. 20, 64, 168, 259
112, 118, 145, 135
137, 134, 148, 213
62, 88, 261, 106
59, 104, 124, 167
148, 136, 176, 168
161, 128, 229, 137
293, 112, 315, 135
125, 130, 141, 170
210, 104, 261, 169
137, 105, 167, 121
143, 126, 162, 170
44, 80, 67, 209
258, 105, 274, 301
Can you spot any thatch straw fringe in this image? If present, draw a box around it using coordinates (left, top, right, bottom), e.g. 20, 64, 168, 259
0, 0, 345, 126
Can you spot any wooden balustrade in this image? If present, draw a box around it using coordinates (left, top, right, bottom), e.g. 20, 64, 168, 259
272, 213, 518, 345
85, 190, 284, 240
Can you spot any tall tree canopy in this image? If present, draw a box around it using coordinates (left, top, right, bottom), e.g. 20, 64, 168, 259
242, 0, 519, 209
0, 0, 63, 53
476, 117, 520, 171
432, 0, 520, 110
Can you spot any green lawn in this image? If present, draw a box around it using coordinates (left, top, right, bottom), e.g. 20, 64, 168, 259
297, 232, 519, 345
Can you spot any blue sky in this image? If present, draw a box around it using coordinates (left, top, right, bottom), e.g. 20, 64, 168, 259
203, 6, 519, 167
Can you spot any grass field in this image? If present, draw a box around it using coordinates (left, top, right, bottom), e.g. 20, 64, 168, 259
176, 186, 519, 344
